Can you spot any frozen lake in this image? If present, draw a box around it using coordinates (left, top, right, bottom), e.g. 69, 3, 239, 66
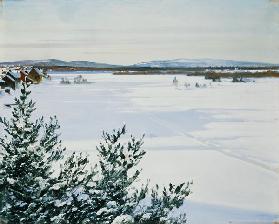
0, 72, 278, 223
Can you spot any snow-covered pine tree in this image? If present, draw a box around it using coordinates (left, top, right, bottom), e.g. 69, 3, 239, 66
81, 126, 192, 224
133, 182, 192, 224
0, 83, 58, 223
47, 152, 96, 224
74, 126, 148, 224
0, 83, 94, 223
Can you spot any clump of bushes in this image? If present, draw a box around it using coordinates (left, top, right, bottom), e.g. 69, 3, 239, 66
204, 72, 221, 82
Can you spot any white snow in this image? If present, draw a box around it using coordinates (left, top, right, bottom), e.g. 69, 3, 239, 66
7, 177, 15, 185
0, 72, 278, 223
112, 214, 134, 224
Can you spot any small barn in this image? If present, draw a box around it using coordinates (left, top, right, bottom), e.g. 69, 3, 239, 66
2, 74, 18, 90
27, 68, 43, 84
6, 70, 20, 82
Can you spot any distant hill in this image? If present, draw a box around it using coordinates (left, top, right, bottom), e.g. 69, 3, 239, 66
132, 59, 277, 68
0, 58, 277, 69
0, 59, 119, 68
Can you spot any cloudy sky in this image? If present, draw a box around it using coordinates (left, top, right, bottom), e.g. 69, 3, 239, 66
0, 0, 278, 64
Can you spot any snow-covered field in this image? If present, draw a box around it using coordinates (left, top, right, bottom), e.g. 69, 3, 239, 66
0, 72, 278, 224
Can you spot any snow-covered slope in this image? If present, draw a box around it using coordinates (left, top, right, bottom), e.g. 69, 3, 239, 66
0, 73, 278, 223
133, 59, 277, 68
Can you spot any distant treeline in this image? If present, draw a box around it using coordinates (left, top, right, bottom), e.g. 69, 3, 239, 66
113, 69, 279, 78
200, 70, 279, 78
31, 65, 279, 78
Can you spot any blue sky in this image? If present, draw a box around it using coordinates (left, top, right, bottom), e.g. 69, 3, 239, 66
0, 0, 278, 64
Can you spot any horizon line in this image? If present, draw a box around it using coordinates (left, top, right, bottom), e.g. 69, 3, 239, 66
0, 58, 278, 66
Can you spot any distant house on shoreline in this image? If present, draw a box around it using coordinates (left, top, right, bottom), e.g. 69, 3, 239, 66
6, 70, 21, 82
0, 70, 20, 90
1, 75, 17, 90
20, 70, 29, 82
27, 68, 43, 84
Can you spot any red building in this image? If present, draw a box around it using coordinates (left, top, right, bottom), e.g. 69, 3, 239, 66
20, 70, 29, 82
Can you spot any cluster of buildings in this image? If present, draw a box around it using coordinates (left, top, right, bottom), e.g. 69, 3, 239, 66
0, 67, 46, 91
